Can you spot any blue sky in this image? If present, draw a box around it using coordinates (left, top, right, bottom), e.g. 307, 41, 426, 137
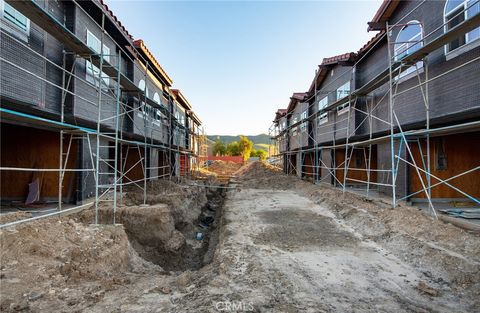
106, 0, 383, 135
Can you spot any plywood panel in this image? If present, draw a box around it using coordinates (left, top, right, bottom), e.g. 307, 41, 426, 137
409, 132, 480, 199
158, 150, 170, 178
302, 152, 315, 179
335, 146, 378, 185
122, 146, 145, 183
0, 123, 77, 201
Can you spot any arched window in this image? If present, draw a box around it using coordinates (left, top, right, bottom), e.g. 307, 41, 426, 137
394, 21, 424, 78
394, 21, 423, 60
153, 92, 160, 104
444, 0, 480, 53
138, 79, 149, 98
138, 79, 145, 92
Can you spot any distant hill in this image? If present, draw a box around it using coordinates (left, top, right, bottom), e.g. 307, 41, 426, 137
207, 134, 271, 145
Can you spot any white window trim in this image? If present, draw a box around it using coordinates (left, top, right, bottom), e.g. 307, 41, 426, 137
394, 20, 424, 81
317, 112, 328, 126
394, 20, 423, 61
1, 0, 30, 41
337, 105, 350, 116
445, 35, 480, 60
336, 81, 351, 101
444, 0, 480, 56
317, 96, 329, 125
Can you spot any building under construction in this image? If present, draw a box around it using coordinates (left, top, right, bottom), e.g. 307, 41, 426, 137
270, 0, 480, 219
0, 0, 205, 217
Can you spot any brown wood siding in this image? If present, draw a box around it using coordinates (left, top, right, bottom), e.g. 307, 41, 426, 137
302, 152, 315, 179
122, 146, 145, 183
334, 146, 378, 185
0, 123, 77, 201
409, 132, 480, 199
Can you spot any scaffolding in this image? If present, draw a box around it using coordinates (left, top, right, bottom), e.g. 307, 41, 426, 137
269, 1, 480, 219
0, 0, 205, 227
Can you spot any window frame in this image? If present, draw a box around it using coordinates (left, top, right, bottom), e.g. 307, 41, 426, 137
1, 0, 30, 41
336, 82, 351, 115
300, 110, 308, 133
86, 30, 110, 89
394, 20, 424, 79
394, 20, 424, 61
317, 96, 328, 125
291, 116, 298, 136
444, 0, 480, 55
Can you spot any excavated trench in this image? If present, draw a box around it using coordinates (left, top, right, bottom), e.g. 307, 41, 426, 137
122, 186, 226, 272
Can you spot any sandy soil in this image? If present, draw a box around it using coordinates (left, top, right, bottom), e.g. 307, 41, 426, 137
206, 161, 243, 177
1, 162, 478, 312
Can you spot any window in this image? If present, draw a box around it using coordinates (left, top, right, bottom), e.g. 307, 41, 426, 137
86, 30, 110, 88
317, 96, 328, 125
1, 0, 30, 41
394, 21, 423, 60
445, 0, 480, 53
291, 117, 298, 136
87, 30, 110, 61
336, 82, 350, 115
153, 92, 160, 104
336, 82, 350, 100
394, 21, 424, 78
2, 1, 29, 31
300, 110, 308, 132
138, 79, 149, 98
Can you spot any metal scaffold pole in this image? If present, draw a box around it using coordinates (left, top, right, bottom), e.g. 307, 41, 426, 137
387, 22, 397, 208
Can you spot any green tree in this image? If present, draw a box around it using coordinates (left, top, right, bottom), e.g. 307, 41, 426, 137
238, 136, 254, 162
213, 139, 226, 156
256, 149, 267, 161
226, 141, 241, 156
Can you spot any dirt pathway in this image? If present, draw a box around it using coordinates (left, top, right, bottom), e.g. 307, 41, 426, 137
168, 187, 472, 312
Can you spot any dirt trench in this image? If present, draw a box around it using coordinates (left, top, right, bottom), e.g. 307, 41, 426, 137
77, 182, 227, 273
124, 186, 227, 272
0, 179, 228, 312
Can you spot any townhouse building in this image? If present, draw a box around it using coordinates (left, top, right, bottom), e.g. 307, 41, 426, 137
0, 0, 204, 207
272, 0, 480, 208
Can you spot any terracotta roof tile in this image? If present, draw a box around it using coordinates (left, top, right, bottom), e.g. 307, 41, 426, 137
98, 0, 134, 42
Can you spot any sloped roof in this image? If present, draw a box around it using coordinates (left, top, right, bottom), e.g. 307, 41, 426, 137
356, 30, 387, 58
287, 92, 308, 113
98, 0, 134, 42
307, 52, 355, 94
321, 52, 356, 66
273, 109, 287, 122
133, 39, 173, 87
171, 89, 192, 111
367, 0, 401, 31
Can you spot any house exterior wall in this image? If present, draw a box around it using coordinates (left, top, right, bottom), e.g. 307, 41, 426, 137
0, 0, 64, 117
70, 4, 121, 130
280, 0, 480, 203
313, 64, 355, 145
289, 102, 309, 150
359, 0, 480, 137
131, 61, 169, 144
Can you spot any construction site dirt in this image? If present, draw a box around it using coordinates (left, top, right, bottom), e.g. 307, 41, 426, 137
1, 162, 479, 312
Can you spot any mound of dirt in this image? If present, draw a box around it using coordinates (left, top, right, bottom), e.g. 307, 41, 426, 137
206, 160, 243, 176
236, 161, 297, 189
123, 179, 208, 225
0, 211, 32, 224
0, 216, 155, 312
